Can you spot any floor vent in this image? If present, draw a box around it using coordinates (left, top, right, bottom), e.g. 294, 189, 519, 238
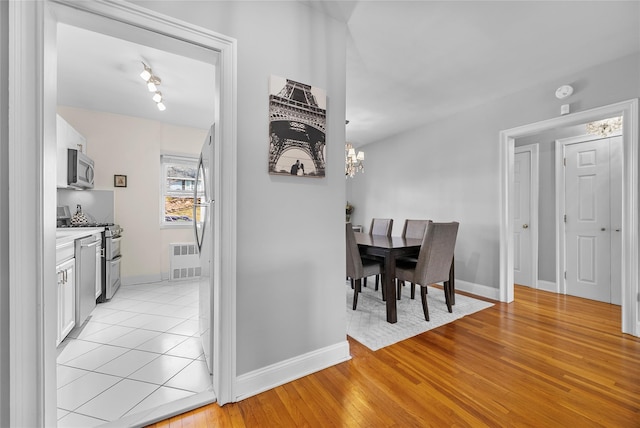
170, 243, 201, 280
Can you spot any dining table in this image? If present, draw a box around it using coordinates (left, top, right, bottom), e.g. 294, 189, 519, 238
354, 231, 456, 324
354, 232, 422, 323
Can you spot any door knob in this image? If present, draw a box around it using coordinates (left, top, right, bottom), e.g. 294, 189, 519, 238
615, 229, 621, 232
522, 224, 528, 229
601, 228, 606, 231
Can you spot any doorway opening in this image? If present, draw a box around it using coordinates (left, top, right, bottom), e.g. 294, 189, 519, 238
8, 1, 237, 427
500, 99, 638, 337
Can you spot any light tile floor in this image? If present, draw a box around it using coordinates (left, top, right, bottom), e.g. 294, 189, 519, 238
56, 279, 211, 427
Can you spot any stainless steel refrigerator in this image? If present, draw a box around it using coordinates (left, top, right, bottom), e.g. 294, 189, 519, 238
194, 124, 216, 375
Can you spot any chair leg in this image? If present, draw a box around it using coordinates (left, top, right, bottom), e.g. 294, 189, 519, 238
444, 280, 453, 313
450, 257, 456, 305
350, 278, 354, 289
410, 283, 416, 299
375, 275, 379, 291
396, 279, 402, 300
353, 279, 362, 310
420, 286, 430, 321
363, 277, 367, 287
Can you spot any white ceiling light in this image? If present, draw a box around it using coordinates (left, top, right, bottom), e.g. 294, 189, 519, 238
147, 76, 161, 92
586, 116, 622, 137
139, 62, 152, 81
152, 91, 163, 103
157, 102, 166, 111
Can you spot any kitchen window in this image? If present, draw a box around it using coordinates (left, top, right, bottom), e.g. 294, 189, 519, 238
160, 154, 198, 227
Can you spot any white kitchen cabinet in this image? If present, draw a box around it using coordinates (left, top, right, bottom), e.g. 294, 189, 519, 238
56, 246, 76, 347
56, 114, 88, 188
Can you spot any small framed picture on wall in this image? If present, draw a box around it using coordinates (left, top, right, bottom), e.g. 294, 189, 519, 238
114, 174, 127, 188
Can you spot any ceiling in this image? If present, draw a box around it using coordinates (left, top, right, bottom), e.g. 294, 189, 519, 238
57, 23, 217, 130
57, 1, 640, 147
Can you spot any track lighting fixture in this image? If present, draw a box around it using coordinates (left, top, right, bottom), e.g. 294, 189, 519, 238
139, 62, 166, 111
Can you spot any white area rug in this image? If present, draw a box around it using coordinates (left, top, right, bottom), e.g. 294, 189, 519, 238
346, 281, 493, 351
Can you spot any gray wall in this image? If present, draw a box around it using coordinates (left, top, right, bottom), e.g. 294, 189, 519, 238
347, 53, 640, 292
133, 1, 348, 375
0, 0, 8, 425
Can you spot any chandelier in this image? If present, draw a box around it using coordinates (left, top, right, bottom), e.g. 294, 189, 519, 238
586, 117, 622, 137
345, 143, 364, 178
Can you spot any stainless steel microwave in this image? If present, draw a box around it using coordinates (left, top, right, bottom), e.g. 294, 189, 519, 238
67, 148, 95, 189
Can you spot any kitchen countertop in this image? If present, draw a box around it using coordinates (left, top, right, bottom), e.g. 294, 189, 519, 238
56, 227, 104, 247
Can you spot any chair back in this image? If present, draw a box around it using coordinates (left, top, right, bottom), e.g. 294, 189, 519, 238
414, 221, 459, 286
346, 223, 364, 279
369, 218, 393, 236
402, 219, 430, 240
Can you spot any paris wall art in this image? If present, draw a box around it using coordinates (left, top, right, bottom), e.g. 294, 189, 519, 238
268, 75, 326, 178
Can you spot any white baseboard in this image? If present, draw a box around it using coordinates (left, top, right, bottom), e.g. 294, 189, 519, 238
454, 279, 500, 301
121, 274, 162, 286
537, 280, 557, 293
235, 340, 351, 402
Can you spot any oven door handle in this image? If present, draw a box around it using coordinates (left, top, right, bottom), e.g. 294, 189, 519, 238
110, 236, 122, 243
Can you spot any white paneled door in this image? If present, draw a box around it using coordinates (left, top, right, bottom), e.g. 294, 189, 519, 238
564, 138, 612, 302
514, 149, 532, 287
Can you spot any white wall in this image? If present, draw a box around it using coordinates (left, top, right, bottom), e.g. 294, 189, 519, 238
57, 106, 206, 283
129, 1, 349, 375
347, 53, 640, 295
0, 0, 9, 424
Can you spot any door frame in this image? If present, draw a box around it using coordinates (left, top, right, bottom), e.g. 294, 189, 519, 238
499, 99, 638, 337
514, 144, 539, 289
7, 1, 237, 426
555, 133, 619, 299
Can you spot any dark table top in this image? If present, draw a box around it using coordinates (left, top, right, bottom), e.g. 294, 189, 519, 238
354, 232, 422, 249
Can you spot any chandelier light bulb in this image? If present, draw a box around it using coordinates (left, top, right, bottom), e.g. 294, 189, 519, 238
147, 81, 157, 92
157, 102, 166, 111
152, 91, 163, 103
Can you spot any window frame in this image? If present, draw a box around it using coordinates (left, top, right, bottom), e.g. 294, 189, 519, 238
160, 153, 199, 228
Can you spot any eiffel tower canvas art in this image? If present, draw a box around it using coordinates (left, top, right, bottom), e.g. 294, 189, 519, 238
268, 75, 327, 178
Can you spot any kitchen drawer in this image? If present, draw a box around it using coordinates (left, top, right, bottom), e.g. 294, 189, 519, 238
56, 241, 74, 264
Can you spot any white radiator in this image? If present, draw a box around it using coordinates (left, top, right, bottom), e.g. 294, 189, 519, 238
169, 243, 201, 280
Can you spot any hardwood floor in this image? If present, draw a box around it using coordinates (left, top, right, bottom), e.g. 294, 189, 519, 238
147, 286, 640, 427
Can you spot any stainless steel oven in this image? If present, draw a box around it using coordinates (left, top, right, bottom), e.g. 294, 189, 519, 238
102, 225, 123, 301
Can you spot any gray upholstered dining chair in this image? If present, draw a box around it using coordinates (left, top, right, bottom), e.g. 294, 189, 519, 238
396, 219, 431, 299
364, 218, 393, 293
369, 218, 393, 237
394, 221, 459, 321
346, 223, 384, 310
